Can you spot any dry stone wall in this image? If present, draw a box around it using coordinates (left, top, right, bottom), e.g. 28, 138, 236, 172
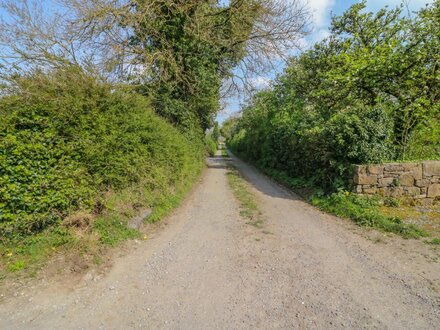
353, 161, 440, 204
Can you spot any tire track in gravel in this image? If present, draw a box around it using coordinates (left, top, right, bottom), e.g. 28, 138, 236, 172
1, 152, 439, 329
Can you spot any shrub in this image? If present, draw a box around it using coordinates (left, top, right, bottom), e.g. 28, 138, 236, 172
205, 134, 218, 157
0, 67, 204, 240
322, 105, 395, 178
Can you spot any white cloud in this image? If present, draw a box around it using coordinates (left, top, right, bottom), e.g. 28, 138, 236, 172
297, 37, 309, 50
250, 76, 271, 89
296, 0, 335, 47
311, 28, 331, 43
306, 0, 336, 27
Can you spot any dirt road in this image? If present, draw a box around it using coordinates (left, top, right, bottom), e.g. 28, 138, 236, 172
1, 153, 440, 329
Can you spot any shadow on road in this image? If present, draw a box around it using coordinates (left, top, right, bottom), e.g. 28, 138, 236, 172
206, 155, 231, 170
208, 152, 302, 202
233, 158, 302, 201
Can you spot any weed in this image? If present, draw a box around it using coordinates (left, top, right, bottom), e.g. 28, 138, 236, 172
7, 260, 26, 272
0, 227, 76, 277
427, 238, 440, 245
383, 196, 400, 208
311, 191, 427, 239
92, 255, 104, 266
93, 216, 140, 247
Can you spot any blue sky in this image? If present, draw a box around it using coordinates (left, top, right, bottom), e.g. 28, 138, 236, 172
217, 0, 434, 123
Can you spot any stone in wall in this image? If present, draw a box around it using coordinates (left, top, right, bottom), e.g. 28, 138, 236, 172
354, 174, 378, 185
423, 161, 440, 177
415, 179, 430, 187
352, 160, 440, 204
399, 173, 416, 186
427, 184, 440, 198
378, 177, 395, 187
404, 187, 421, 197
367, 165, 383, 175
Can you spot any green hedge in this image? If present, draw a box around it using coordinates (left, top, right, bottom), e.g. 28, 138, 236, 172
228, 2, 439, 191
205, 135, 218, 157
0, 68, 204, 240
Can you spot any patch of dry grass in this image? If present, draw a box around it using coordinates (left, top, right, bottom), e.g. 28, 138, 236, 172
380, 203, 440, 240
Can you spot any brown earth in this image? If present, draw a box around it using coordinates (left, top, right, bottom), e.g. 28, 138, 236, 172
0, 152, 439, 329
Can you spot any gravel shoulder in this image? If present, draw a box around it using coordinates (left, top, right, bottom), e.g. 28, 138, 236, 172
1, 153, 439, 329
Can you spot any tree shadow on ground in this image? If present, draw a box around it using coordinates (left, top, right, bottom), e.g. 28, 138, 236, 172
206, 155, 231, 170
208, 152, 302, 201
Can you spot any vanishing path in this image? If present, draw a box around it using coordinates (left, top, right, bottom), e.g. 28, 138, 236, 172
1, 152, 440, 329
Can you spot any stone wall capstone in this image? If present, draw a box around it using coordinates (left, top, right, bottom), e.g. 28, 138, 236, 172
353, 160, 440, 204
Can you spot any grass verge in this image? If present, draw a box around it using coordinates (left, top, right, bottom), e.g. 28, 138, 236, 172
428, 238, 440, 245
311, 192, 427, 239
0, 160, 203, 282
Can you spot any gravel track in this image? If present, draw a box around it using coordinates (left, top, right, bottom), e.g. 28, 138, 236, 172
1, 152, 439, 329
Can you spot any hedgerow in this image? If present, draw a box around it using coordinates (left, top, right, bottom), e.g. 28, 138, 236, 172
228, 1, 439, 191
0, 67, 204, 241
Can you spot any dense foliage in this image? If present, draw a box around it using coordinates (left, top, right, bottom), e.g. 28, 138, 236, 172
132, 0, 256, 130
0, 68, 204, 240
204, 122, 220, 157
228, 1, 439, 190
